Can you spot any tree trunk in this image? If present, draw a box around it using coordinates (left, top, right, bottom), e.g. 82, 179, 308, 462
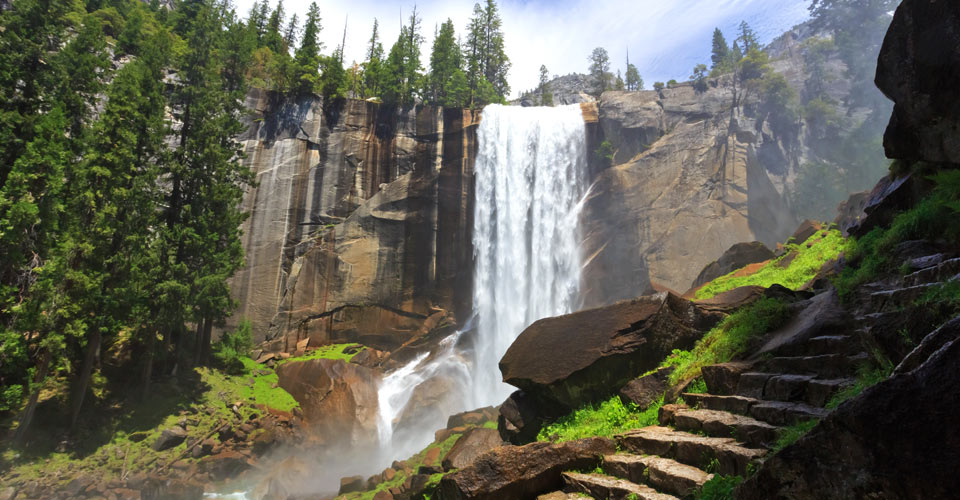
70, 328, 101, 432
200, 317, 213, 365
14, 349, 51, 444
193, 317, 207, 367
141, 329, 155, 398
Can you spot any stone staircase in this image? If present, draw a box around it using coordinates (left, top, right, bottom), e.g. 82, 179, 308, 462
537, 329, 867, 500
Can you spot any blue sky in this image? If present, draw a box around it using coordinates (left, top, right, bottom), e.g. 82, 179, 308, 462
231, 0, 812, 97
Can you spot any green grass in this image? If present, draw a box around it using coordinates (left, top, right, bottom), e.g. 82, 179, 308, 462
698, 474, 743, 500
662, 298, 791, 386
835, 170, 960, 301
695, 229, 844, 300
537, 395, 663, 443
337, 432, 464, 500
686, 378, 708, 394
1, 358, 298, 487
770, 419, 819, 454
281, 343, 365, 364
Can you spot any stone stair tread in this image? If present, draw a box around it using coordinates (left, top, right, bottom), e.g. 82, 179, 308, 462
604, 453, 713, 497
615, 426, 764, 476
682, 393, 830, 426
659, 405, 779, 447
562, 471, 679, 500
758, 353, 864, 378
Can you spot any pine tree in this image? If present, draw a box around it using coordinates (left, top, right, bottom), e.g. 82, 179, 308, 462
283, 13, 300, 48
737, 21, 758, 54
264, 0, 286, 53
710, 28, 731, 73
382, 7, 424, 107
464, 0, 510, 105
691, 63, 709, 93
291, 2, 322, 95
428, 19, 462, 106
588, 47, 612, 97
538, 65, 553, 106
362, 19, 385, 98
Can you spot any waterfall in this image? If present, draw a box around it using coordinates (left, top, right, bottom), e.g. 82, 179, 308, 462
371, 102, 587, 463
469, 103, 588, 406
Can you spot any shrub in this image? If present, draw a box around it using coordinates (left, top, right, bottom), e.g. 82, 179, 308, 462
537, 395, 663, 442
594, 140, 615, 167
213, 320, 253, 375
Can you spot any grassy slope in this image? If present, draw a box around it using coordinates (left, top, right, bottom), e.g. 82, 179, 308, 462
695, 229, 844, 300
1, 343, 366, 488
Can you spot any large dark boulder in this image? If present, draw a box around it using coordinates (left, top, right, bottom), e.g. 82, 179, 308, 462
442, 428, 505, 471
498, 390, 551, 445
847, 173, 931, 238
499, 293, 710, 412
437, 437, 616, 500
690, 242, 775, 291
876, 0, 960, 164
737, 330, 960, 499
618, 366, 673, 409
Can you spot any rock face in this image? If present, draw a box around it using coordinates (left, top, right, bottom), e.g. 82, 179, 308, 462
275, 358, 380, 447
441, 428, 505, 471
437, 437, 616, 500
690, 242, 775, 291
876, 0, 960, 164
736, 331, 960, 499
229, 90, 479, 346
581, 84, 799, 304
499, 293, 710, 411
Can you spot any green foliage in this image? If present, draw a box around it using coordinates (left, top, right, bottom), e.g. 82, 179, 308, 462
770, 419, 819, 454
667, 79, 678, 87
835, 170, 960, 300
464, 0, 511, 105
686, 378, 708, 395
698, 474, 743, 500
538, 64, 554, 106
691, 64, 709, 94
710, 28, 730, 72
537, 395, 663, 443
213, 321, 254, 375
594, 140, 615, 167
588, 47, 612, 96
282, 343, 366, 364
696, 229, 844, 300
664, 298, 791, 385
826, 356, 893, 409
759, 72, 798, 139
427, 19, 465, 107
625, 62, 643, 91
653, 82, 665, 91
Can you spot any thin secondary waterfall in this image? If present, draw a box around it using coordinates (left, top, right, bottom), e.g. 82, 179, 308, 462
469, 103, 588, 406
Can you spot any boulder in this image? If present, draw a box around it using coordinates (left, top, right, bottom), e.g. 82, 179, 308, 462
437, 437, 616, 500
701, 362, 754, 396
834, 191, 870, 236
447, 408, 496, 429
198, 450, 250, 481
618, 366, 674, 409
498, 390, 548, 445
876, 0, 960, 164
690, 242, 775, 290
442, 428, 505, 471
499, 292, 709, 412
139, 478, 204, 500
151, 427, 188, 452
339, 476, 366, 495
276, 358, 380, 447
848, 174, 931, 237
738, 334, 960, 499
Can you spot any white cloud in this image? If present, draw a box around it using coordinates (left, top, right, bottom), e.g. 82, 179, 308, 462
229, 0, 810, 98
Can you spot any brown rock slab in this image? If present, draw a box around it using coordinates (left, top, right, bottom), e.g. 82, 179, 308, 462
442, 428, 505, 471
562, 472, 678, 500
339, 476, 366, 495
151, 427, 188, 452
701, 361, 754, 396
616, 426, 765, 476
437, 437, 615, 500
604, 454, 712, 498
618, 367, 673, 409
500, 293, 708, 411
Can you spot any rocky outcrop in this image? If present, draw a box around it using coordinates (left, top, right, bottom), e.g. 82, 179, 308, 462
581, 83, 799, 305
690, 242, 775, 291
499, 293, 712, 412
876, 0, 960, 164
737, 326, 960, 499
441, 428, 505, 471
229, 90, 479, 346
437, 437, 616, 500
275, 358, 380, 447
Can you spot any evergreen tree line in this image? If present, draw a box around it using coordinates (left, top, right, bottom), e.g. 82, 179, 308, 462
245, 0, 511, 108
0, 0, 254, 440
520, 48, 643, 106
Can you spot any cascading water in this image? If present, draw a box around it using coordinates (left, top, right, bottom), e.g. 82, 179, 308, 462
374, 103, 589, 445
469, 103, 589, 406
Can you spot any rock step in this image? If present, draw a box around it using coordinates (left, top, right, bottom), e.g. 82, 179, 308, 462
562, 472, 679, 500
682, 394, 829, 426
615, 426, 764, 477
903, 256, 960, 287
757, 353, 867, 378
773, 335, 861, 357
537, 492, 587, 500
603, 453, 713, 498
658, 404, 779, 447
870, 283, 941, 311
735, 372, 855, 407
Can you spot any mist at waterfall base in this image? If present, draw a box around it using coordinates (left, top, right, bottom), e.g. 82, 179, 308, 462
211, 104, 588, 498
